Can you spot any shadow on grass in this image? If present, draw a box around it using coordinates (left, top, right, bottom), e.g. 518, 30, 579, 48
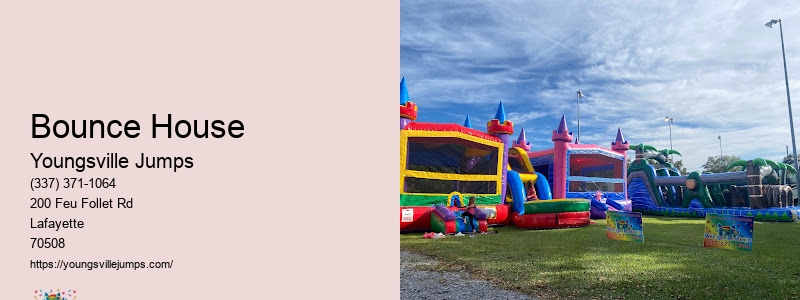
400, 216, 800, 300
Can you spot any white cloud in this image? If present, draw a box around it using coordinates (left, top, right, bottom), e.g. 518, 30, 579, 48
402, 0, 800, 173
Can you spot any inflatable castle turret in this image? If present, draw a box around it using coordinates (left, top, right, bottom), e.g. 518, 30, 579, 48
551, 115, 573, 199
612, 128, 630, 200
513, 127, 531, 152
487, 103, 514, 203
611, 128, 629, 154
400, 77, 417, 129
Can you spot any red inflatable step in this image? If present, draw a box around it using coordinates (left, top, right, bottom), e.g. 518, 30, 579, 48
513, 211, 590, 229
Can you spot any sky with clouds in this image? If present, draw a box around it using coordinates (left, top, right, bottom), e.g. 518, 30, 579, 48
401, 0, 800, 172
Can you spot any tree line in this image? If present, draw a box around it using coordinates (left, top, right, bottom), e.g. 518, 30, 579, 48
626, 154, 797, 175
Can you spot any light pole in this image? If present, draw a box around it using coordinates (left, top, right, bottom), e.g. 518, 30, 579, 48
576, 91, 583, 144
718, 135, 723, 158
766, 18, 800, 190
665, 117, 674, 162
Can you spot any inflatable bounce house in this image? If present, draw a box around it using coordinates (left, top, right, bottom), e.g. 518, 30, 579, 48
398, 77, 633, 234
627, 145, 800, 221
525, 119, 633, 220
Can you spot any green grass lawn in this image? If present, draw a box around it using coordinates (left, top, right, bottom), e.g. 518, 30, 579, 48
400, 216, 800, 300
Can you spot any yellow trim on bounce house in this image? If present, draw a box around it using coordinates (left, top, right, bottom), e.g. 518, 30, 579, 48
402, 170, 501, 182
448, 191, 465, 207
401, 192, 501, 205
400, 129, 505, 195
519, 173, 539, 184
508, 147, 536, 173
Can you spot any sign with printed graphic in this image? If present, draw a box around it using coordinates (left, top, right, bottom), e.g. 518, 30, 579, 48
401, 208, 414, 222
703, 213, 753, 251
605, 211, 643, 242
